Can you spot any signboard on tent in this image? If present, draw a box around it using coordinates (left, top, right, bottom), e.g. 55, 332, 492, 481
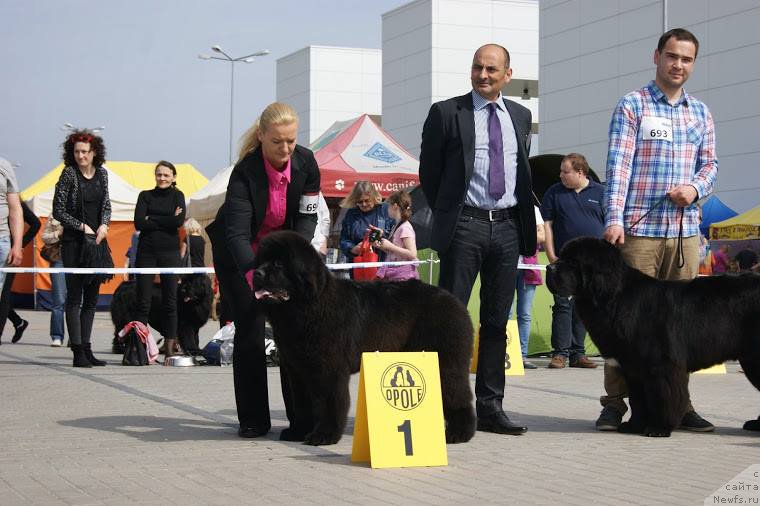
312, 115, 419, 198
709, 203, 760, 240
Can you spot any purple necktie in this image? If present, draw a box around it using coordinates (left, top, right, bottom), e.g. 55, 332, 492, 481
487, 102, 505, 200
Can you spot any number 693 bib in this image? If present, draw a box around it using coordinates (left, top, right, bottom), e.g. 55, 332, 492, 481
640, 115, 673, 142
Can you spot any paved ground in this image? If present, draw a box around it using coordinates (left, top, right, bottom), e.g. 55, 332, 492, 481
0, 310, 758, 505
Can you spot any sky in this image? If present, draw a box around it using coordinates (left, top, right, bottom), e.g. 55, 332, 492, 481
0, 0, 410, 190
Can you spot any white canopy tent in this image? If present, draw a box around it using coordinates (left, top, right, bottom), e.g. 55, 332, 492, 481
26, 169, 141, 219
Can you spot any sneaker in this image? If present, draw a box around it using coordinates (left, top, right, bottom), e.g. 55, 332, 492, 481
548, 355, 566, 369
678, 410, 715, 432
11, 319, 29, 343
570, 356, 598, 368
51, 338, 63, 347
523, 360, 538, 370
595, 405, 624, 431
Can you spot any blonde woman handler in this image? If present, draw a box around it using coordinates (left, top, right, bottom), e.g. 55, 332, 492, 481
207, 102, 320, 439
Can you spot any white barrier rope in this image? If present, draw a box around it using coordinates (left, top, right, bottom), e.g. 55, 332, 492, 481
0, 267, 215, 274
0, 261, 546, 274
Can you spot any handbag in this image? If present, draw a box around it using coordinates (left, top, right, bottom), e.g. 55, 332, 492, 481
40, 242, 62, 263
352, 231, 378, 281
80, 233, 114, 283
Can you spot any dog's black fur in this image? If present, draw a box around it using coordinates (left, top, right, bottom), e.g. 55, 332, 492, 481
252, 230, 476, 446
110, 275, 213, 352
546, 237, 760, 436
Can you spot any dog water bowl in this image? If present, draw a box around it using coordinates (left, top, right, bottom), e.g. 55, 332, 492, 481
164, 355, 195, 367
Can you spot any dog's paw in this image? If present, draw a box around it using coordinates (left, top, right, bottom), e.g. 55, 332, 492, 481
303, 431, 341, 446
445, 428, 475, 444
279, 427, 308, 442
617, 421, 644, 434
644, 426, 672, 437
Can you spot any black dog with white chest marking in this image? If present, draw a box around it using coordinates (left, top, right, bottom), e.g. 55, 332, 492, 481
546, 237, 760, 436
252, 230, 476, 446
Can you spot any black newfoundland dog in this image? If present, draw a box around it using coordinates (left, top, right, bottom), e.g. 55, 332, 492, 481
546, 237, 760, 437
110, 275, 213, 353
252, 230, 476, 446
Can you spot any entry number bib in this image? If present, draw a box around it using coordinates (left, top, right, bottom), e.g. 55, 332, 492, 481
640, 116, 673, 142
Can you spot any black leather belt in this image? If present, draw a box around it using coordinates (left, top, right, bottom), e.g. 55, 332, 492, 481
461, 205, 519, 222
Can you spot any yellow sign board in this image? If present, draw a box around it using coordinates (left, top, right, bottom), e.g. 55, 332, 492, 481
694, 363, 727, 374
470, 320, 524, 376
351, 352, 448, 468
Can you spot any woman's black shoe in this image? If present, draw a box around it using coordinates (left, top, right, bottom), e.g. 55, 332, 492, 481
71, 344, 92, 368
11, 319, 29, 343
83, 343, 107, 366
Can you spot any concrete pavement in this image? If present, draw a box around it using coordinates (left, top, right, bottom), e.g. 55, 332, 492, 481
0, 309, 758, 505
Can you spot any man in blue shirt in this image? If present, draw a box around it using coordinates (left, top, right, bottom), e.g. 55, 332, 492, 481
541, 153, 604, 369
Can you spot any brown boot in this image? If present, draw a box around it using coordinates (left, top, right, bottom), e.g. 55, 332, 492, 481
570, 356, 598, 368
548, 355, 567, 369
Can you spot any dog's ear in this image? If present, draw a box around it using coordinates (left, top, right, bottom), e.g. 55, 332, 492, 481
299, 264, 328, 301
582, 243, 623, 306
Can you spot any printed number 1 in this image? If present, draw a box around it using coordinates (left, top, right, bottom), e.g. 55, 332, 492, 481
397, 419, 413, 456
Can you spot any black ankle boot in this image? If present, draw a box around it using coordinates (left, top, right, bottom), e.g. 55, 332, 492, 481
83, 343, 106, 366
72, 344, 92, 368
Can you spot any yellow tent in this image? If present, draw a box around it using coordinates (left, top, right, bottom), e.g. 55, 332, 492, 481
20, 161, 208, 201
709, 204, 760, 240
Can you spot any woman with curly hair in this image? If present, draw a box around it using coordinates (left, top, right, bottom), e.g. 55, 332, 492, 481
52, 129, 111, 367
133, 161, 186, 362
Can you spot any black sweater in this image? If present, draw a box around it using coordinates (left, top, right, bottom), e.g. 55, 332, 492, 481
134, 186, 186, 253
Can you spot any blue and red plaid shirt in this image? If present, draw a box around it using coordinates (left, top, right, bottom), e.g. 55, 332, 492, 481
604, 81, 718, 238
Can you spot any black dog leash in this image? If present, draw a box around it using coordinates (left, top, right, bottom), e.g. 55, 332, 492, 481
626, 195, 686, 269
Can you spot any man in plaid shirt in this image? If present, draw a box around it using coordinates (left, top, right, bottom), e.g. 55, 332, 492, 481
596, 28, 718, 433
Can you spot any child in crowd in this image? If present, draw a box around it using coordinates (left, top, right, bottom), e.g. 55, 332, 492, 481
371, 190, 419, 281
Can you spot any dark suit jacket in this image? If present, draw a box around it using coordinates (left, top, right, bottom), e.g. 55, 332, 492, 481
419, 92, 537, 256
207, 145, 321, 273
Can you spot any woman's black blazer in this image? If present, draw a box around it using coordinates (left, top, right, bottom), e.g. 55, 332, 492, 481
206, 145, 321, 273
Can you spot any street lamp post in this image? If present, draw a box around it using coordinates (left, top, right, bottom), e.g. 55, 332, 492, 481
199, 45, 270, 165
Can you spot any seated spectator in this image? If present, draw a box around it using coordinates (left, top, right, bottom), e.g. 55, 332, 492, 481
735, 248, 759, 272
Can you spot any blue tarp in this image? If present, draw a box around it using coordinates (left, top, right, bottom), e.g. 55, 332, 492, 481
701, 195, 738, 236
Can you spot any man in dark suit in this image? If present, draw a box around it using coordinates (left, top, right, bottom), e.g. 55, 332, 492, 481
419, 44, 536, 435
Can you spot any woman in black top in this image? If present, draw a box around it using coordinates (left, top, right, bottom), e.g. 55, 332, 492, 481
179, 217, 206, 267
52, 129, 111, 368
134, 161, 186, 361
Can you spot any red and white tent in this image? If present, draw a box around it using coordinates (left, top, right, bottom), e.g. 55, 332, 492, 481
311, 114, 419, 198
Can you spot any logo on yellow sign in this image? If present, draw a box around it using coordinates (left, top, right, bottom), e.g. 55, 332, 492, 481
380, 362, 426, 411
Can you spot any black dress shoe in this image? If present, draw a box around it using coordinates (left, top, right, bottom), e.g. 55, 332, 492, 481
477, 411, 527, 435
238, 425, 269, 438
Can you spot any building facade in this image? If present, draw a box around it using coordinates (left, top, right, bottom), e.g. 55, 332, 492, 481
276, 46, 382, 144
